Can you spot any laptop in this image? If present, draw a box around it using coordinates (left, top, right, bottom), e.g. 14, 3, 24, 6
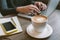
17, 0, 60, 19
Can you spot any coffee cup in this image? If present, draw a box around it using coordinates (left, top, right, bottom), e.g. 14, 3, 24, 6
31, 15, 48, 33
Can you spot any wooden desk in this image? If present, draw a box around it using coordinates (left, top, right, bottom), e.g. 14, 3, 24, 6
0, 10, 60, 40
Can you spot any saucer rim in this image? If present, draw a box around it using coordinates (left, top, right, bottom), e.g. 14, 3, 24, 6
26, 24, 53, 39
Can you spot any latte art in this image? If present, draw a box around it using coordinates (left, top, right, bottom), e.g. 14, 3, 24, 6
31, 15, 47, 23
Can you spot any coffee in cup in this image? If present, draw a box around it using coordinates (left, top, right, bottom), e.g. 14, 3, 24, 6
31, 15, 48, 33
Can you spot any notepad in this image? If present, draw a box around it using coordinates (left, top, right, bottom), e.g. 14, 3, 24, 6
0, 16, 23, 36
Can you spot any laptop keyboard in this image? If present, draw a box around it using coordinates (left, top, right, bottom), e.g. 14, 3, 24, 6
17, 10, 46, 19
17, 13, 33, 19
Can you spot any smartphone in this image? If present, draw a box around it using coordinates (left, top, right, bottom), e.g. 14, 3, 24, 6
1, 22, 17, 34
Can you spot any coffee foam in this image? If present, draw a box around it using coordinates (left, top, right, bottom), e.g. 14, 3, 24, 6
31, 15, 47, 23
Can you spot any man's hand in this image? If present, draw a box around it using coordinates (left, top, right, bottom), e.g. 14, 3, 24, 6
16, 4, 40, 14
34, 2, 47, 11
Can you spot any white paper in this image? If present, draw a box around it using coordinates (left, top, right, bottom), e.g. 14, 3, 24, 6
0, 16, 23, 36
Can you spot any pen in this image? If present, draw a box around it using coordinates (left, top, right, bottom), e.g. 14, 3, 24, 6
11, 18, 16, 26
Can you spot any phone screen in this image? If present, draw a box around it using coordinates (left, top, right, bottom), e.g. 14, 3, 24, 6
2, 22, 16, 31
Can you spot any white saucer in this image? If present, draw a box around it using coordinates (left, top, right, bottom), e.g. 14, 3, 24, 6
26, 24, 53, 39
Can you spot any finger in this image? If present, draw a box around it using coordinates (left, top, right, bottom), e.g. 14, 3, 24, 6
29, 7, 40, 13
38, 3, 42, 10
41, 4, 47, 10
30, 11, 38, 15
35, 2, 45, 11
35, 2, 42, 9
29, 5, 40, 11
43, 4, 47, 10
30, 5, 40, 12
35, 2, 40, 8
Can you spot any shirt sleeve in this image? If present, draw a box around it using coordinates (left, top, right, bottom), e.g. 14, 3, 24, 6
0, 0, 18, 16
1, 8, 18, 16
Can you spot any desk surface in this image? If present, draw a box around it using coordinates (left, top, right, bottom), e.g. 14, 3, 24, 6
1, 10, 60, 40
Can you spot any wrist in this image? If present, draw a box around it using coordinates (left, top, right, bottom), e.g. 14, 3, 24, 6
16, 7, 25, 14
16, 7, 20, 12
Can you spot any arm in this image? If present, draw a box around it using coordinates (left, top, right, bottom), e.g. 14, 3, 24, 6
0, 0, 35, 16
1, 0, 18, 16
1, 8, 17, 16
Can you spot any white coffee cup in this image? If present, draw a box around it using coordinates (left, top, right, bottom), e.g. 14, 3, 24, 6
31, 15, 48, 33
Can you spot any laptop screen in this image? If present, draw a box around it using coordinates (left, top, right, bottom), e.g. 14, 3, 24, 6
44, 0, 60, 16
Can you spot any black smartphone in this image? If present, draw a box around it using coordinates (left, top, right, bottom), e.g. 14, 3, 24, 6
1, 22, 17, 34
